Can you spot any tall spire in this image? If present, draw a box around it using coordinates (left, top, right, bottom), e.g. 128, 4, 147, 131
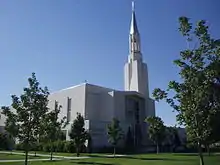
130, 1, 139, 34
129, 1, 141, 61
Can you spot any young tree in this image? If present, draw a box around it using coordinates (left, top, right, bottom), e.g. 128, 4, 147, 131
152, 17, 220, 165
125, 126, 134, 151
145, 116, 166, 154
166, 126, 181, 152
0, 133, 10, 150
1, 107, 19, 152
42, 101, 67, 160
107, 118, 123, 157
1, 73, 49, 165
69, 113, 88, 157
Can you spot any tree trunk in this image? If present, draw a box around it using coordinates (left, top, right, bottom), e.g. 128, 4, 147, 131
113, 146, 116, 158
50, 143, 53, 161
50, 151, 53, 161
206, 144, 210, 156
76, 147, 80, 157
156, 143, 159, 154
198, 142, 205, 165
25, 150, 28, 165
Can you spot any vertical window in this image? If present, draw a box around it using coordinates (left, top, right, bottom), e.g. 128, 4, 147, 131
54, 100, 58, 109
135, 101, 139, 123
67, 97, 72, 123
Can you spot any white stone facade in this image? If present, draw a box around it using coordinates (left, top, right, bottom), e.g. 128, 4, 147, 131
48, 83, 155, 148
0, 2, 156, 149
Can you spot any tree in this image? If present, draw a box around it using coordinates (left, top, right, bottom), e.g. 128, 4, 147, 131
41, 101, 66, 160
1, 73, 49, 165
125, 126, 134, 151
1, 107, 19, 151
0, 133, 10, 150
107, 118, 123, 157
145, 116, 166, 154
69, 113, 88, 157
203, 112, 220, 155
152, 17, 220, 165
166, 126, 181, 152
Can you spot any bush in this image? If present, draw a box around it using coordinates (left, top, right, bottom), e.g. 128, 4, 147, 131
42, 143, 51, 152
0, 133, 13, 150
15, 143, 25, 151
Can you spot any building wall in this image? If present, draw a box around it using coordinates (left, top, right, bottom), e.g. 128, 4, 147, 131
147, 98, 155, 117
124, 61, 149, 97
114, 91, 126, 122
85, 84, 115, 122
0, 110, 6, 128
48, 83, 87, 139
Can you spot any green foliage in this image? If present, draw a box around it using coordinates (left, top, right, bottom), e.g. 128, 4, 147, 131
125, 126, 134, 150
1, 73, 49, 165
145, 116, 166, 153
0, 133, 11, 150
107, 118, 123, 157
1, 107, 19, 145
165, 126, 181, 152
69, 113, 88, 157
41, 101, 67, 160
152, 17, 220, 165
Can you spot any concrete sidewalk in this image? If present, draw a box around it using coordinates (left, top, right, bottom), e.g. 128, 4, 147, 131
0, 158, 61, 163
0, 151, 90, 160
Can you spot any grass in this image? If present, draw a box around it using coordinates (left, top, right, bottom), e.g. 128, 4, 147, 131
0, 153, 220, 165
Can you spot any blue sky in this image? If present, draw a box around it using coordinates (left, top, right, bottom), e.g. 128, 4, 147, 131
0, 0, 220, 126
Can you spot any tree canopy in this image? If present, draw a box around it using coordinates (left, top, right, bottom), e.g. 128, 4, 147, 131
152, 17, 220, 165
145, 116, 166, 154
107, 118, 123, 157
69, 113, 88, 157
1, 73, 49, 165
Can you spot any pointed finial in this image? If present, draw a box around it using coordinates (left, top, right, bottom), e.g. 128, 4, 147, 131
132, 1, 135, 11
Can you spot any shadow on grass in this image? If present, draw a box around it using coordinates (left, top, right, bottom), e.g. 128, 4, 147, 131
84, 154, 190, 162
75, 162, 115, 165
174, 153, 199, 157
123, 156, 181, 161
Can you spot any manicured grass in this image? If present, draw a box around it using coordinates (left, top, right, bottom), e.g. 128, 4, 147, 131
0, 153, 36, 160
0, 153, 220, 165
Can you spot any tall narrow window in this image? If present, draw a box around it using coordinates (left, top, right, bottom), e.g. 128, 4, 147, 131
67, 97, 72, 123
54, 100, 58, 109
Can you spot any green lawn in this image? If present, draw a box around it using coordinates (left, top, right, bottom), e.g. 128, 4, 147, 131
0, 153, 219, 165
0, 153, 36, 160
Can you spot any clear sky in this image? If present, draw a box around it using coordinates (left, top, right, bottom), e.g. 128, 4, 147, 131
1, 0, 220, 126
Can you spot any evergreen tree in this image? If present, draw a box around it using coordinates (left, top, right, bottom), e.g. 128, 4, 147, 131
42, 101, 67, 160
69, 113, 88, 157
1, 107, 19, 151
107, 118, 123, 157
145, 116, 166, 154
166, 126, 181, 152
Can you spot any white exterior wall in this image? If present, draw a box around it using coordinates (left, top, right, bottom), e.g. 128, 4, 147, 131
114, 91, 126, 122
85, 84, 115, 122
124, 61, 149, 97
0, 109, 6, 133
0, 110, 6, 127
147, 98, 155, 117
84, 84, 115, 147
48, 83, 87, 140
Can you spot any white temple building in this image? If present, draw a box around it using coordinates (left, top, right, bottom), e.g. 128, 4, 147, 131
48, 3, 155, 149
0, 2, 156, 149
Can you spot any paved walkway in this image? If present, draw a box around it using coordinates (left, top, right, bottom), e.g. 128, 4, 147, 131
0, 151, 89, 159
0, 158, 61, 163
0, 151, 127, 163
0, 151, 90, 163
